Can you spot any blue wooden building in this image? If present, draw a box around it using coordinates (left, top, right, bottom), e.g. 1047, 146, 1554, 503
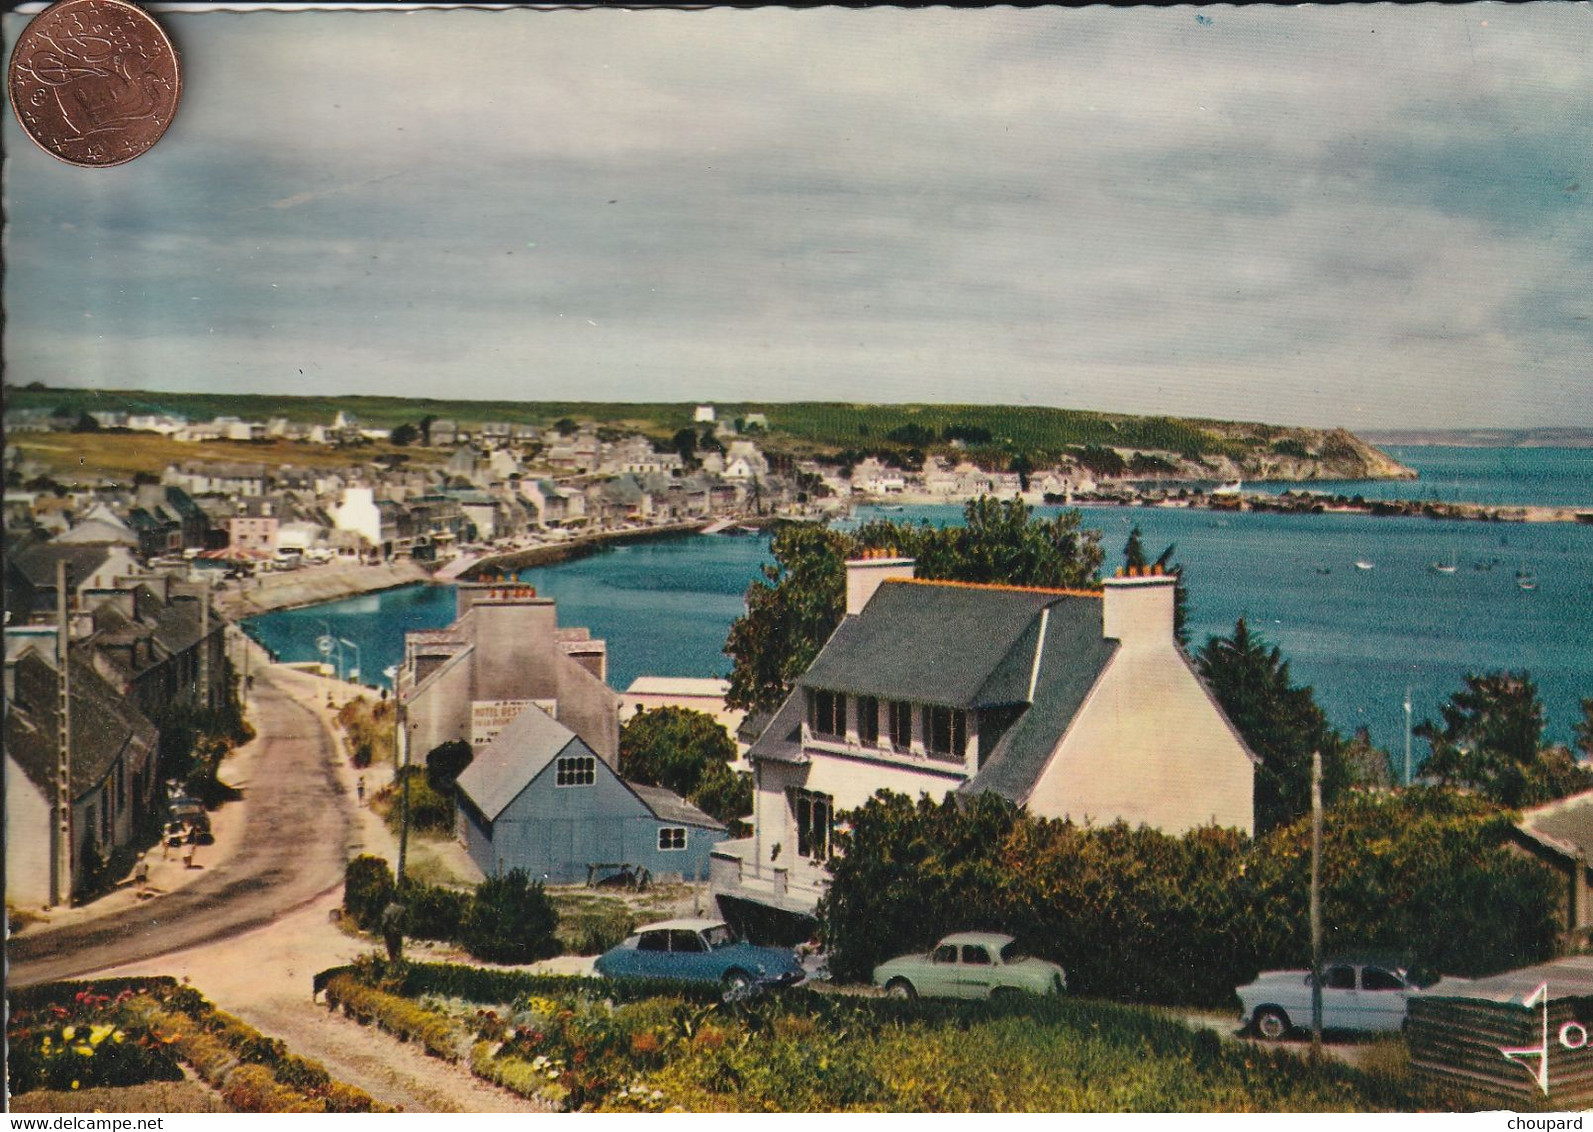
455, 703, 727, 884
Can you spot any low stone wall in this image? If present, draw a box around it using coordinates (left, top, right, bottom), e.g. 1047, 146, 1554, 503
214, 560, 433, 618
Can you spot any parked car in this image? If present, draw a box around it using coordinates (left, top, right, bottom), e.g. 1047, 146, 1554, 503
593, 918, 805, 992
872, 932, 1067, 1001
1236, 959, 1443, 1039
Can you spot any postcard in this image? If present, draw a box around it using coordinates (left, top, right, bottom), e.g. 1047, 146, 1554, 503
4, 2, 1592, 1119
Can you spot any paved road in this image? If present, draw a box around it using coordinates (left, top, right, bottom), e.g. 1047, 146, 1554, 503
8, 666, 354, 985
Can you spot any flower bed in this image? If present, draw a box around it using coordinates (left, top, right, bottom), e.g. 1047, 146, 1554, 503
8, 981, 389, 1114
318, 959, 1487, 1112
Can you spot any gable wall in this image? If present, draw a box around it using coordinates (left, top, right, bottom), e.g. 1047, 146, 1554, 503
1026, 646, 1254, 835
5, 757, 55, 908
470, 758, 724, 883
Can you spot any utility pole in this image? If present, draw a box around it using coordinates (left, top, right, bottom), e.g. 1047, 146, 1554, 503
199, 581, 211, 709
1403, 687, 1414, 786
396, 718, 411, 884
1310, 748, 1324, 1059
53, 560, 73, 908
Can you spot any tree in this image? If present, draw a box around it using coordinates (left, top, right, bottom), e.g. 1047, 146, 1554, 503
725, 499, 1103, 715
390, 422, 419, 447
418, 415, 436, 445
1416, 672, 1589, 807
619, 706, 737, 801
425, 739, 474, 795
72, 412, 101, 433
1009, 450, 1034, 492
459, 870, 559, 963
1341, 727, 1395, 789
671, 427, 699, 468
555, 417, 579, 437
1197, 618, 1346, 833
724, 524, 851, 714
1124, 526, 1148, 570
1576, 698, 1593, 762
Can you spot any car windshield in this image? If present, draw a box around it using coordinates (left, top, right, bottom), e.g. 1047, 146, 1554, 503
999, 941, 1026, 964
702, 925, 736, 950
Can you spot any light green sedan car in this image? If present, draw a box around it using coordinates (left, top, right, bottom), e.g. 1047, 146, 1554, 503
872, 932, 1067, 1000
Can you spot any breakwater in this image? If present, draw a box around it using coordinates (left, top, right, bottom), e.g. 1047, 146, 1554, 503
213, 560, 432, 619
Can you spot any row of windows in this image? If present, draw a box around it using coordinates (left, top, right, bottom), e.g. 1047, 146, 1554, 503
808, 691, 968, 761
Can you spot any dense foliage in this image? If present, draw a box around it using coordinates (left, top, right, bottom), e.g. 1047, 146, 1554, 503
819, 789, 1560, 1007
1197, 618, 1352, 832
1417, 672, 1592, 807
726, 498, 1104, 713
425, 739, 476, 795
618, 707, 750, 823
460, 870, 561, 964
342, 854, 396, 932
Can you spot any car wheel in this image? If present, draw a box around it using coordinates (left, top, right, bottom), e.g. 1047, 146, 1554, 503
1254, 1007, 1292, 1041
722, 969, 752, 994
885, 978, 917, 1001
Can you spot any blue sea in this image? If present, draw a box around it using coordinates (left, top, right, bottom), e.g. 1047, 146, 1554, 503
246, 446, 1593, 762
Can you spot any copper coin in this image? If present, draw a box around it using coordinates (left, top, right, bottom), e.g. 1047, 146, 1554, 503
8, 0, 181, 167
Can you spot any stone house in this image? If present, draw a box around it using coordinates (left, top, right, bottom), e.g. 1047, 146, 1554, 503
396, 582, 620, 767
711, 557, 1257, 929
4, 629, 160, 908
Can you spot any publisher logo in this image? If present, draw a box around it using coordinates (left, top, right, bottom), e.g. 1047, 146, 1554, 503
1500, 982, 1591, 1096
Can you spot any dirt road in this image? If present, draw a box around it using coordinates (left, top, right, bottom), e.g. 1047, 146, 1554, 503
9, 664, 355, 985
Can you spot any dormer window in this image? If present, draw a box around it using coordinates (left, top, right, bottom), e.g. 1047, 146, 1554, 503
924, 705, 967, 762
889, 700, 913, 752
808, 689, 846, 739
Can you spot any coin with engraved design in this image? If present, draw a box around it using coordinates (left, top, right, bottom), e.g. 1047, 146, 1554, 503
8, 0, 181, 167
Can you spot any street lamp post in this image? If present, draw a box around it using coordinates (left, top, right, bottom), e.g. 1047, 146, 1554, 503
339, 638, 362, 686
397, 722, 413, 884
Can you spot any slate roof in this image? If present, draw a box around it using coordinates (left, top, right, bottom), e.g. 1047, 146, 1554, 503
4, 647, 157, 798
1516, 790, 1593, 862
746, 578, 1118, 805
798, 581, 1064, 708
959, 599, 1117, 804
9, 543, 117, 588
455, 703, 586, 822
627, 783, 725, 830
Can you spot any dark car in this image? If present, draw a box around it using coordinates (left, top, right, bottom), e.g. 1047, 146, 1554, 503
593, 918, 804, 992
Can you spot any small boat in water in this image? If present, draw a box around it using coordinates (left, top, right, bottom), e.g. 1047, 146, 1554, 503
876, 503, 907, 513
1517, 567, 1538, 591
1355, 560, 1376, 571
1429, 546, 1459, 574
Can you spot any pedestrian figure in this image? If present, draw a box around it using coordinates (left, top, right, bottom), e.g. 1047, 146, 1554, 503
357, 777, 366, 803
380, 900, 406, 962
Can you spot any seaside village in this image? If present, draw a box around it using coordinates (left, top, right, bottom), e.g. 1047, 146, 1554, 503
13, 401, 1593, 1112
4, 400, 1249, 922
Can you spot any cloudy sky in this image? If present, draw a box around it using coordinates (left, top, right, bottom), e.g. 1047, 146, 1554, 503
4, 5, 1590, 429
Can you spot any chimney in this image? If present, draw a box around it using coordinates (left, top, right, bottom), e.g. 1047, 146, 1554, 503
844, 550, 915, 616
1102, 567, 1177, 649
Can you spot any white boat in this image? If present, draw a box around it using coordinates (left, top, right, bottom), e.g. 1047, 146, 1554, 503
1517, 566, 1538, 591
1212, 479, 1243, 497
1355, 560, 1376, 571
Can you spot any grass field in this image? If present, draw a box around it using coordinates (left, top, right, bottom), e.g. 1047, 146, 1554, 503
9, 430, 446, 485
7, 1080, 232, 1113
7, 386, 1323, 465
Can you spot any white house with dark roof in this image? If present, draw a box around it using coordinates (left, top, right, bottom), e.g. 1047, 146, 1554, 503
711, 555, 1257, 926
455, 703, 727, 885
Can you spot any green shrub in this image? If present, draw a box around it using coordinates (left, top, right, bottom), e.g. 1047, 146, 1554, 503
820, 788, 1561, 1006
426, 739, 475, 794
460, 870, 560, 964
398, 879, 472, 942
222, 1064, 323, 1113
344, 854, 395, 931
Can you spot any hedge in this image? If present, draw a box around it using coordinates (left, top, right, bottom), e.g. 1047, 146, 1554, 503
362, 958, 727, 1007
322, 974, 463, 1062
820, 788, 1562, 1007
343, 854, 395, 932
